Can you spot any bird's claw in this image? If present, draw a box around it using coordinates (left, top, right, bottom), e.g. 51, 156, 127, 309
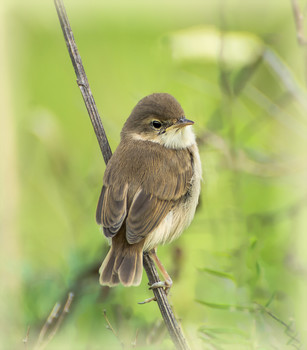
138, 296, 156, 304
139, 280, 173, 304
149, 281, 168, 290
149, 279, 172, 295
140, 250, 173, 305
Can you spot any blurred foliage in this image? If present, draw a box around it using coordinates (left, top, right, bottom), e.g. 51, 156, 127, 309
1, 0, 307, 349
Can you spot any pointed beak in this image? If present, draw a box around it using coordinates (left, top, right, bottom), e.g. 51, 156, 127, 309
174, 117, 194, 129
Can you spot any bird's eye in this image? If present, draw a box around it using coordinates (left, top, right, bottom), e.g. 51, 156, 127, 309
151, 120, 162, 129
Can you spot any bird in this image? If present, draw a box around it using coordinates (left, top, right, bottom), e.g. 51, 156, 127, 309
96, 93, 202, 294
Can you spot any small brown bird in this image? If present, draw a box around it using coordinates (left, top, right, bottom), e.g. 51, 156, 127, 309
96, 93, 201, 293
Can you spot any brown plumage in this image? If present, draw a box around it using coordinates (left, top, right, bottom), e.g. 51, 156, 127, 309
96, 93, 201, 287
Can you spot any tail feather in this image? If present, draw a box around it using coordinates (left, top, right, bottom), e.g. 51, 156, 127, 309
99, 248, 117, 286
118, 254, 137, 286
111, 272, 120, 285
133, 251, 143, 286
99, 235, 144, 287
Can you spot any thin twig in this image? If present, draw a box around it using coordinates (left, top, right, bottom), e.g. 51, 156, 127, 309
256, 303, 301, 349
53, 1, 191, 349
290, 0, 307, 86
35, 302, 61, 349
245, 85, 307, 139
54, 0, 112, 165
263, 49, 307, 111
103, 310, 124, 348
131, 329, 139, 348
23, 326, 30, 350
35, 293, 74, 350
43, 292, 74, 347
291, 0, 307, 45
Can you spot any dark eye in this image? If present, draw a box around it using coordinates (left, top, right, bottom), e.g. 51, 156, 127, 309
151, 120, 162, 129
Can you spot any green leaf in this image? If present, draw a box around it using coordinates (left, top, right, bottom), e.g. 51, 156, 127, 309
199, 327, 248, 337
195, 299, 256, 312
198, 267, 236, 282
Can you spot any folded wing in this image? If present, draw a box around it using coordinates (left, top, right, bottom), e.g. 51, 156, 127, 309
96, 141, 193, 243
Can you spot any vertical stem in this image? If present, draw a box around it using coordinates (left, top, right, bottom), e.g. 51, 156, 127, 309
53, 1, 191, 348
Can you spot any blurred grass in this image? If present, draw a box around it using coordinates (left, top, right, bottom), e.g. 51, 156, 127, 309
1, 0, 307, 349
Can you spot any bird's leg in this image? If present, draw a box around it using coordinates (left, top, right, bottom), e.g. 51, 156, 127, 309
138, 248, 173, 304
148, 248, 173, 295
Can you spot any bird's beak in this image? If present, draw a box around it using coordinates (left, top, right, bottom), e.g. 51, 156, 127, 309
173, 117, 194, 129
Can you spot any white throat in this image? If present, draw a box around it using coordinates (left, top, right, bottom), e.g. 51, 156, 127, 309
131, 125, 196, 150
160, 125, 196, 149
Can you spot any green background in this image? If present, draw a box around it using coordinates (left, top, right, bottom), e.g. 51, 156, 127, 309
1, 0, 307, 349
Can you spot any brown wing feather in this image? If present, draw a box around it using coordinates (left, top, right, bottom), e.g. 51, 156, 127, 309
96, 183, 128, 237
96, 139, 193, 242
126, 189, 173, 244
96, 185, 106, 224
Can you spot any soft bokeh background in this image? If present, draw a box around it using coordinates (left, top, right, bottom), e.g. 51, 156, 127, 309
1, 0, 307, 349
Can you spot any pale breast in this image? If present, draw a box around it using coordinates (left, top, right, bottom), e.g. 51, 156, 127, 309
143, 143, 202, 251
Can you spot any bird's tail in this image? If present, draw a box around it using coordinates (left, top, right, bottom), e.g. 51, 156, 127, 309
99, 232, 144, 287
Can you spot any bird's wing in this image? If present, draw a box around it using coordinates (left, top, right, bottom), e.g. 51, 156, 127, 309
96, 182, 128, 237
96, 140, 193, 243
126, 188, 173, 244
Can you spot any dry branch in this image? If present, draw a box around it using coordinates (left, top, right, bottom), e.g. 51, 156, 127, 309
53, 1, 191, 349
103, 310, 125, 348
291, 0, 307, 45
34, 292, 74, 350
290, 0, 307, 85
23, 326, 30, 350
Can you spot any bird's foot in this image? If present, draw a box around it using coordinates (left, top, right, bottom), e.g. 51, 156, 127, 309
139, 249, 173, 305
138, 279, 173, 304
138, 296, 156, 304
149, 279, 173, 296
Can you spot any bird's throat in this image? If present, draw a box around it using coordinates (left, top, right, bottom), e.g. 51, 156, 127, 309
131, 126, 195, 150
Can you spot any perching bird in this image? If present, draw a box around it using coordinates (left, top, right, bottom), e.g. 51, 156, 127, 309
96, 93, 201, 293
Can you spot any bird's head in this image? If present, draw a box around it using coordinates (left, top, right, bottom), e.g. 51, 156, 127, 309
121, 93, 196, 149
